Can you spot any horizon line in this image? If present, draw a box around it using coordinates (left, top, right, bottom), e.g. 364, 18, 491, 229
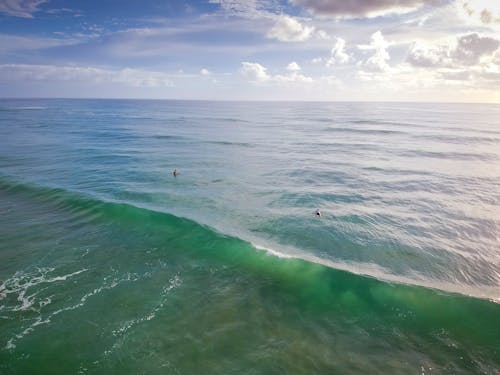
1, 97, 500, 105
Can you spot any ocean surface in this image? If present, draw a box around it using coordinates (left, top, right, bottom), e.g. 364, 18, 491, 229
0, 99, 499, 374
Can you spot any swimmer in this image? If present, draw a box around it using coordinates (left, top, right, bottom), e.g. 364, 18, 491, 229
315, 209, 321, 217
173, 169, 178, 177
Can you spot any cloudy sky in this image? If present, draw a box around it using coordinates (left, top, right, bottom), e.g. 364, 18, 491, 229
1, 0, 499, 102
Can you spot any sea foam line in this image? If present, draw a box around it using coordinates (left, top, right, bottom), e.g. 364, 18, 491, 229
111, 275, 181, 337
104, 275, 182, 358
2, 270, 144, 350
0, 268, 88, 312
251, 240, 500, 303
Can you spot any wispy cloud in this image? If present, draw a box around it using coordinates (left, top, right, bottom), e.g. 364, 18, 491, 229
0, 0, 48, 18
0, 33, 83, 55
0, 64, 174, 88
208, 0, 280, 18
290, 0, 441, 18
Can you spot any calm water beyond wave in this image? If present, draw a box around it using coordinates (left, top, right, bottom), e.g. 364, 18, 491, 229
0, 99, 499, 373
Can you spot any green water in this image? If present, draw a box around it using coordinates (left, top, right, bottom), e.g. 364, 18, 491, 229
1, 179, 498, 374
1, 99, 500, 373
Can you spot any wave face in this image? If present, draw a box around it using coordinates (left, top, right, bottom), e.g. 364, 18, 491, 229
1, 99, 500, 373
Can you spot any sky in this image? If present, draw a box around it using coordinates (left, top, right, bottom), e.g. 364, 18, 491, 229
0, 0, 499, 102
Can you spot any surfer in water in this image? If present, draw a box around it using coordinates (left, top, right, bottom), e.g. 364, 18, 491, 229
173, 169, 178, 177
315, 209, 321, 217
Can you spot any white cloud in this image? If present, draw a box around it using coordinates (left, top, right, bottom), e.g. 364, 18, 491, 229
275, 72, 313, 83
0, 64, 174, 88
240, 62, 270, 82
267, 15, 314, 42
200, 68, 211, 76
358, 31, 391, 72
290, 0, 439, 18
286, 62, 301, 71
0, 0, 47, 18
326, 37, 350, 66
240, 61, 313, 83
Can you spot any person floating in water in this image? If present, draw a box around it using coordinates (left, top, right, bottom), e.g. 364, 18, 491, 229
315, 209, 321, 217
173, 169, 178, 177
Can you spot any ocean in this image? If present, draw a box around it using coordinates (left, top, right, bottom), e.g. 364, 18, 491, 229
0, 99, 499, 374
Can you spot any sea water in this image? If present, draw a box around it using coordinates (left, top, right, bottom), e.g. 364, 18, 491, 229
0, 99, 499, 373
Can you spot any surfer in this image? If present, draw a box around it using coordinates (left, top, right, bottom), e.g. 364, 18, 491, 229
315, 209, 321, 217
173, 169, 178, 177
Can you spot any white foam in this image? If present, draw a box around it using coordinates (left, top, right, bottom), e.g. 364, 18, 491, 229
1, 268, 94, 349
5, 339, 15, 350
45, 269, 88, 283
251, 240, 500, 302
0, 268, 88, 313
2, 267, 153, 350
254, 244, 295, 259
0, 284, 7, 300
111, 275, 181, 339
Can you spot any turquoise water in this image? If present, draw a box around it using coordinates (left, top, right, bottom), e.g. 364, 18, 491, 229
0, 99, 499, 373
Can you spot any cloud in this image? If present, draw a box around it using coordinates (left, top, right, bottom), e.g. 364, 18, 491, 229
200, 68, 211, 76
407, 41, 448, 67
457, 1, 500, 26
0, 64, 174, 87
0, 34, 82, 54
358, 31, 391, 72
453, 33, 500, 65
0, 0, 48, 18
290, 0, 439, 18
393, 33, 500, 91
275, 71, 313, 83
286, 62, 301, 71
326, 37, 350, 66
240, 61, 313, 83
240, 62, 270, 82
407, 33, 500, 68
208, 0, 279, 18
267, 15, 314, 42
